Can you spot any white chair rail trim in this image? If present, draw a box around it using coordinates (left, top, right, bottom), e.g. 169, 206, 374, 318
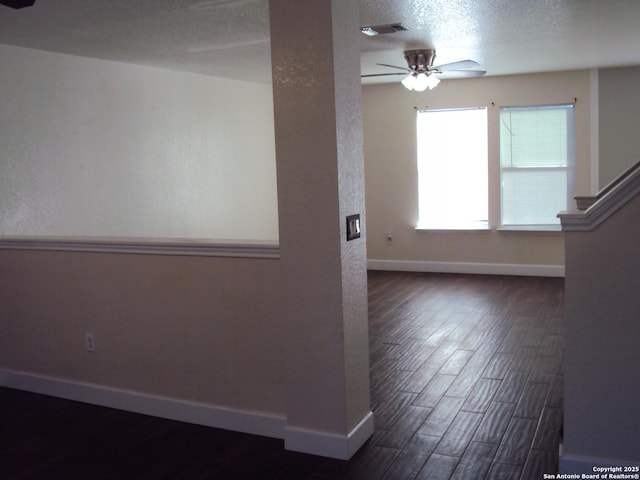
0, 236, 280, 259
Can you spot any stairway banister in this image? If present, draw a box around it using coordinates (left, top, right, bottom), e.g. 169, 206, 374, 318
574, 159, 640, 210
560, 159, 640, 232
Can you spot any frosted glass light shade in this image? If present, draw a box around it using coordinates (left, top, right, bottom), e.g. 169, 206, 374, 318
414, 73, 428, 91
426, 74, 440, 89
401, 74, 416, 90
401, 72, 440, 91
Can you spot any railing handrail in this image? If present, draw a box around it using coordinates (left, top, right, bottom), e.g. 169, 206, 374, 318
560, 159, 640, 232
574, 159, 640, 211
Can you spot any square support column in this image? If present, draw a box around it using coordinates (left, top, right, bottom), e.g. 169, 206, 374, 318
269, 0, 373, 460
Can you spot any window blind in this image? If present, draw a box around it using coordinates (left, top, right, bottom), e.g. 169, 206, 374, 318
500, 104, 575, 226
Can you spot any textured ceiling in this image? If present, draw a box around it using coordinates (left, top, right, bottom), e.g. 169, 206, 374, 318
0, 0, 273, 82
359, 0, 640, 83
1, 0, 640, 85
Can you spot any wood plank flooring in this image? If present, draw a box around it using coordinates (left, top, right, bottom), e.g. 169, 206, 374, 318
0, 271, 564, 479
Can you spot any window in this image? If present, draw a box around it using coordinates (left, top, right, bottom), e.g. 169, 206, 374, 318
416, 107, 488, 230
500, 104, 575, 228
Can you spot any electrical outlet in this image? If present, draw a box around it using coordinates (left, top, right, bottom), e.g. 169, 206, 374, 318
85, 332, 96, 352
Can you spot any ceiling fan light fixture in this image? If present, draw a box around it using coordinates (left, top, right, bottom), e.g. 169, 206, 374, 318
364, 48, 482, 91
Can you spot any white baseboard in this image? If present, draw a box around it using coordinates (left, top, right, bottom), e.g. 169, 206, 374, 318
560, 453, 640, 474
0, 368, 285, 440
368, 259, 565, 277
285, 411, 374, 460
0, 369, 376, 460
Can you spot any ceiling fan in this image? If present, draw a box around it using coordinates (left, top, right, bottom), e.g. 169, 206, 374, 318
362, 49, 486, 91
0, 0, 36, 8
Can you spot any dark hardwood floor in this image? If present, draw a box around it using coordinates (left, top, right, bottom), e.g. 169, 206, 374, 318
0, 271, 564, 479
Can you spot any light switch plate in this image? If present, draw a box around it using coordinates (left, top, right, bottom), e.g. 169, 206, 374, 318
346, 214, 361, 241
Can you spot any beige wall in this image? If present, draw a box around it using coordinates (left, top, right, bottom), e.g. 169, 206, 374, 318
363, 70, 593, 273
0, 44, 278, 241
0, 44, 286, 430
599, 66, 640, 188
0, 249, 285, 413
0, 0, 371, 460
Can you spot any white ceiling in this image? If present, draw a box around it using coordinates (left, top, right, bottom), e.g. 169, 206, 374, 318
1, 0, 640, 85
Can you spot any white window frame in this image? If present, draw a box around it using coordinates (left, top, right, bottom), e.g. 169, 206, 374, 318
499, 104, 575, 230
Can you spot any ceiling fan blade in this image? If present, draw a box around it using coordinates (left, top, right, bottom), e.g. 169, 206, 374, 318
0, 0, 36, 8
434, 59, 480, 71
376, 63, 411, 72
436, 69, 487, 78
361, 72, 408, 78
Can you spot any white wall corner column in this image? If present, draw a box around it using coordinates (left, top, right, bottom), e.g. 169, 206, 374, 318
269, 0, 373, 460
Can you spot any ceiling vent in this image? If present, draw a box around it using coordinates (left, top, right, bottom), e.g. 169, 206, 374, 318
360, 23, 408, 36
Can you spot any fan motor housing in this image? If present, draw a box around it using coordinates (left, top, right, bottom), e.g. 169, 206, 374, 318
404, 49, 436, 73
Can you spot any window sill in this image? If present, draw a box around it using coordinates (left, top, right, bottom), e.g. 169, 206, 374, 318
497, 225, 563, 233
414, 225, 563, 233
415, 226, 490, 233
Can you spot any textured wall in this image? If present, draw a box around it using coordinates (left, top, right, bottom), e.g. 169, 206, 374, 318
0, 44, 278, 241
270, 0, 371, 453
